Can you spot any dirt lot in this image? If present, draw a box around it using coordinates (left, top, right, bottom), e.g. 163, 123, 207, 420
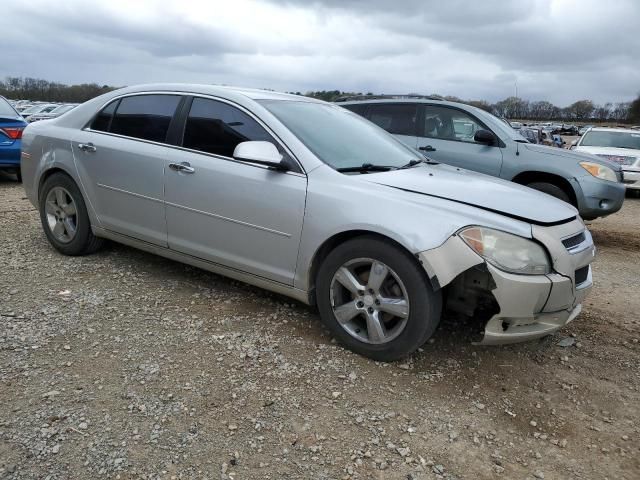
1, 173, 638, 480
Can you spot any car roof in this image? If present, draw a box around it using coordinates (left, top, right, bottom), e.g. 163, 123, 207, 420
111, 83, 321, 104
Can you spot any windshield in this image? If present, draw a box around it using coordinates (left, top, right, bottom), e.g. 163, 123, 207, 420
21, 105, 46, 114
581, 131, 640, 150
0, 97, 18, 117
259, 100, 420, 170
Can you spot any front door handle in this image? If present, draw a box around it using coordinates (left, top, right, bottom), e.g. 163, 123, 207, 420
78, 142, 97, 153
169, 162, 195, 174
419, 145, 436, 152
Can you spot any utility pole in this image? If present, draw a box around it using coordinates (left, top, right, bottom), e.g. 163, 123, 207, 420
514, 81, 518, 99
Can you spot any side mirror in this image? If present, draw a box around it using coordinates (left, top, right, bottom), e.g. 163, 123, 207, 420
474, 129, 497, 145
233, 141, 288, 171
569, 139, 578, 150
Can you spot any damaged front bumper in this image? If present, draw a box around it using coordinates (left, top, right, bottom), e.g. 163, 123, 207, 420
418, 219, 594, 345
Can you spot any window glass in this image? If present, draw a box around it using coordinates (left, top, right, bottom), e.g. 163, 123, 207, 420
341, 103, 368, 115
367, 104, 418, 136
423, 105, 486, 143
110, 95, 180, 142
183, 98, 275, 157
581, 131, 640, 150
259, 100, 420, 170
90, 100, 118, 132
0, 98, 18, 116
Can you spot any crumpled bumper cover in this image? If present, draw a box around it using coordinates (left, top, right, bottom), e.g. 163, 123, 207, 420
418, 224, 594, 345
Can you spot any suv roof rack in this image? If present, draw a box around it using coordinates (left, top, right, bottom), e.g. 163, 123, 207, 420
333, 94, 444, 102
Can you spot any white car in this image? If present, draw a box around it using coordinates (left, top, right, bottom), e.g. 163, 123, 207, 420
572, 127, 640, 193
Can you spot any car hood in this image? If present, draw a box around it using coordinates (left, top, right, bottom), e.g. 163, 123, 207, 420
574, 145, 640, 159
523, 143, 622, 171
360, 164, 578, 225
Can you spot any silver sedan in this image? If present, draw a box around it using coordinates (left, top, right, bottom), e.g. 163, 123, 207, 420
20, 84, 594, 361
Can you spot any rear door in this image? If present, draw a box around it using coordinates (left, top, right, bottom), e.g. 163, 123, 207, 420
164, 97, 307, 285
73, 94, 182, 246
417, 104, 503, 176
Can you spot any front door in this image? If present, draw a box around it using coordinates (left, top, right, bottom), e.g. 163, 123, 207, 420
73, 94, 182, 246
164, 97, 307, 285
417, 104, 503, 177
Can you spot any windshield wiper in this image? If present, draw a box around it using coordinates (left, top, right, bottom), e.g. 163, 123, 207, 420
336, 163, 397, 173
400, 158, 439, 168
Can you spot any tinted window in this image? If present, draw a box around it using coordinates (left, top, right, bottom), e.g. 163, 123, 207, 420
341, 103, 368, 115
423, 105, 486, 143
110, 95, 180, 142
183, 98, 274, 157
367, 104, 418, 136
91, 100, 118, 132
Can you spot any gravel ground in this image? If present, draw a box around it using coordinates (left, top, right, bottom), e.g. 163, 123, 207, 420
1, 172, 638, 479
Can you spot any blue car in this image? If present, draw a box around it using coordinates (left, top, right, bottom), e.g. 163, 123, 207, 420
0, 96, 28, 181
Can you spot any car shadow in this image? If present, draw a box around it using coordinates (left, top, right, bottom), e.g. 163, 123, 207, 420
0, 170, 20, 185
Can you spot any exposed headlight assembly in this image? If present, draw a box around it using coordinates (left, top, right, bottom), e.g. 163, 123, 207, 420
579, 161, 617, 182
459, 227, 551, 275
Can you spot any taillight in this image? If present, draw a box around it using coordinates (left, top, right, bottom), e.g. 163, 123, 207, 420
0, 127, 24, 140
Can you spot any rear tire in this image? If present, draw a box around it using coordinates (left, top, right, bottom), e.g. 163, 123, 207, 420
527, 182, 571, 204
316, 236, 442, 362
39, 172, 104, 256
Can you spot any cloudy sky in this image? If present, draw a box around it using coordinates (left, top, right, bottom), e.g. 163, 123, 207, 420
2, 0, 639, 105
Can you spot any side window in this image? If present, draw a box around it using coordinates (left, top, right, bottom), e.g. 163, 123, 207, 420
90, 100, 118, 132
183, 98, 276, 158
423, 105, 485, 143
110, 95, 181, 143
367, 104, 418, 136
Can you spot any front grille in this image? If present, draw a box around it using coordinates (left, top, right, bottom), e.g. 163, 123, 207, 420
562, 232, 586, 250
575, 266, 589, 285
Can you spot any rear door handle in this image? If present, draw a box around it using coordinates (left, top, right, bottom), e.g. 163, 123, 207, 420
419, 145, 436, 152
78, 142, 97, 153
168, 162, 195, 174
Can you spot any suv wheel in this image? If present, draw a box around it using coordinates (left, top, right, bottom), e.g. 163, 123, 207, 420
526, 182, 571, 204
39, 173, 103, 255
316, 236, 441, 361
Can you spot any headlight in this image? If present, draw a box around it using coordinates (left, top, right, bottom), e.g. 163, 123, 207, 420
459, 227, 551, 275
579, 161, 617, 182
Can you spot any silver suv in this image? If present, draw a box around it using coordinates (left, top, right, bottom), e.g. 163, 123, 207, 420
22, 84, 594, 360
340, 98, 625, 220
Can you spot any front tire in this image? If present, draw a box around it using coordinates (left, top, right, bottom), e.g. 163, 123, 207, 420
39, 172, 103, 256
316, 236, 442, 362
527, 181, 571, 204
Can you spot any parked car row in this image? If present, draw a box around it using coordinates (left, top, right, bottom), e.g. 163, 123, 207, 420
6, 99, 78, 122
19, 84, 613, 360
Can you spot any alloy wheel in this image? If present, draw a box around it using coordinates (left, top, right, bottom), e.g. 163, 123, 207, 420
45, 186, 78, 243
329, 258, 410, 344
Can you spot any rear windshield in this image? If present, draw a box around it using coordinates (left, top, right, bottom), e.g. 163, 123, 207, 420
0, 98, 18, 117
581, 131, 640, 150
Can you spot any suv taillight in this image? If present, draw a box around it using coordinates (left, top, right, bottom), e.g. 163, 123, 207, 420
0, 127, 24, 140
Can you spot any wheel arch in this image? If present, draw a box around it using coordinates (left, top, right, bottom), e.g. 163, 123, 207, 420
306, 229, 436, 305
511, 170, 577, 207
37, 167, 75, 201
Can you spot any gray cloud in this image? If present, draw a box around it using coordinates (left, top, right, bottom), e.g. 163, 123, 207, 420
1, 0, 638, 105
